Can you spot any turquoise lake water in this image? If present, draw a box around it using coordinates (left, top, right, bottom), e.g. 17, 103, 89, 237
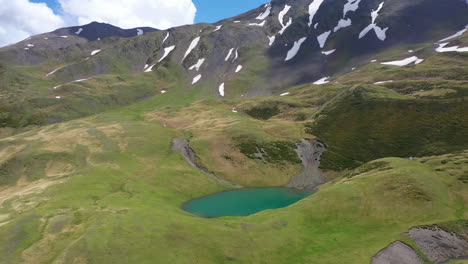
182, 188, 313, 218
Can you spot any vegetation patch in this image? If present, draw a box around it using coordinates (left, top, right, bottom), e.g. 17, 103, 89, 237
0, 150, 81, 185
235, 136, 301, 164
244, 104, 281, 120
242, 100, 300, 120
307, 87, 468, 170
345, 161, 392, 178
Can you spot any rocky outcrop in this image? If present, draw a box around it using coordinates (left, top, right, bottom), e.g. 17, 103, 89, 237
287, 139, 327, 190
372, 241, 424, 264
372, 225, 468, 264
171, 138, 241, 188
409, 226, 468, 263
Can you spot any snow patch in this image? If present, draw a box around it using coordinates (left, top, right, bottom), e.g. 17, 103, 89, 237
232, 48, 239, 62
285, 37, 307, 61
308, 0, 325, 27
46, 67, 62, 77
438, 25, 468, 43
374, 80, 393, 84
158, 45, 176, 63
218, 83, 225, 97
314, 23, 319, 29
162, 33, 170, 44
313, 77, 330, 85
75, 28, 83, 35
161, 89, 168, 94
182, 37, 200, 62
232, 108, 238, 113
44, 37, 48, 40
358, 2, 388, 41
279, 5, 292, 34
408, 50, 414, 53
233, 21, 241, 23
317, 31, 331, 48
60, 36, 68, 38
192, 74, 202, 84
268, 36, 276, 46
213, 25, 222, 32
370, 60, 377, 62
279, 18, 292, 35
91, 49, 101, 56
73, 79, 87, 83
55, 96, 61, 99
280, 92, 290, 96
435, 42, 468, 53
249, 21, 266, 27
189, 58, 206, 71
381, 56, 424, 66
256, 3, 271, 20
322, 49, 336, 55
144, 64, 155, 72
343, 0, 362, 17
334, 18, 352, 32
137, 29, 144, 36
225, 48, 235, 61
235, 65, 243, 73
26, 44, 34, 47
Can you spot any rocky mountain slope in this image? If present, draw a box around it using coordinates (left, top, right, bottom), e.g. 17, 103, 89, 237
0, 0, 467, 263
0, 0, 466, 130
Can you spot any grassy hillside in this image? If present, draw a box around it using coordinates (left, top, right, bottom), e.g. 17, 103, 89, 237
0, 96, 465, 263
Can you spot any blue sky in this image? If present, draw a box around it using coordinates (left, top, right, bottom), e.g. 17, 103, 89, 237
30, 0, 268, 24
193, 0, 268, 23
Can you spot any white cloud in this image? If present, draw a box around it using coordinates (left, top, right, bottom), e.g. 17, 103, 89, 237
58, 0, 197, 30
0, 0, 65, 47
0, 0, 196, 48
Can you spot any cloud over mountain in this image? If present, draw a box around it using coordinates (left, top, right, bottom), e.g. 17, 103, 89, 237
0, 0, 197, 47
0, 0, 65, 47
58, 0, 197, 30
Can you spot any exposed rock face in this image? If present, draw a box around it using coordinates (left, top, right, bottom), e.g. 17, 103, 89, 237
287, 139, 327, 190
372, 241, 424, 264
409, 226, 468, 263
171, 138, 241, 188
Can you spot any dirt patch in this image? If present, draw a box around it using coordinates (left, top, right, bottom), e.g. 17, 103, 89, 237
86, 156, 120, 170
0, 214, 9, 221
0, 176, 66, 209
372, 241, 424, 264
409, 226, 468, 263
0, 145, 26, 164
45, 160, 76, 177
24, 126, 102, 153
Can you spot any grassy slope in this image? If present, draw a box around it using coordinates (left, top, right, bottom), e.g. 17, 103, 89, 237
0, 108, 465, 263
305, 44, 468, 171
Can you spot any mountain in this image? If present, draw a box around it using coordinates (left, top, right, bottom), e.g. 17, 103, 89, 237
0, 22, 158, 64
0, 0, 467, 263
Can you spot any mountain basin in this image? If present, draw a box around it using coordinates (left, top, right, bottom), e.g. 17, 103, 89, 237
182, 187, 313, 218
